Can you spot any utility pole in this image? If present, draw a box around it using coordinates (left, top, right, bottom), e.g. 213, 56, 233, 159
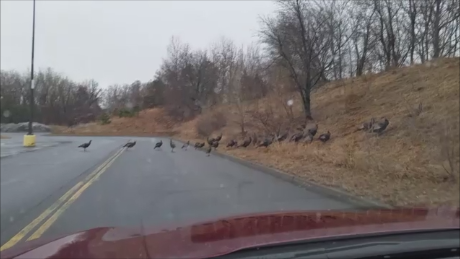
24, 0, 36, 147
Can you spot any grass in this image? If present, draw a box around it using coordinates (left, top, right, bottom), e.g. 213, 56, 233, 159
51, 108, 176, 136
53, 58, 460, 207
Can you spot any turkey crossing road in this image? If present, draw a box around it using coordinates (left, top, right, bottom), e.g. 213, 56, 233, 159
0, 135, 362, 251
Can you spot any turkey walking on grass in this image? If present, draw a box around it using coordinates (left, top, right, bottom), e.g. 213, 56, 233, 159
307, 124, 318, 137
290, 132, 304, 142
154, 140, 163, 150
356, 118, 376, 132
239, 137, 252, 148
258, 136, 274, 148
303, 133, 313, 144
207, 137, 215, 146
78, 140, 92, 151
372, 117, 389, 134
318, 131, 331, 143
211, 141, 219, 149
276, 132, 288, 142
226, 139, 237, 148
170, 139, 176, 153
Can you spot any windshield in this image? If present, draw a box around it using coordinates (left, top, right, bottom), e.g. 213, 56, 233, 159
1, 0, 459, 257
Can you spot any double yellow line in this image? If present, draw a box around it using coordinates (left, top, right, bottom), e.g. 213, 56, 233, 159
0, 147, 125, 252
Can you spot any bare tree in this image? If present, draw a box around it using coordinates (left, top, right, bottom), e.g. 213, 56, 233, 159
259, 0, 336, 120
3, 0, 458, 126
350, 1, 377, 76
210, 37, 240, 103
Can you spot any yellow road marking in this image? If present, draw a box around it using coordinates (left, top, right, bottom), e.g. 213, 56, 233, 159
0, 148, 125, 251
27, 148, 125, 241
0, 182, 83, 252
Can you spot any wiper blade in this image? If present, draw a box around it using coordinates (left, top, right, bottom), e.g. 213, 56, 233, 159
219, 229, 460, 259
297, 239, 458, 259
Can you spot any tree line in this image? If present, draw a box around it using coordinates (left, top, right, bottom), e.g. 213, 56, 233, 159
1, 0, 458, 125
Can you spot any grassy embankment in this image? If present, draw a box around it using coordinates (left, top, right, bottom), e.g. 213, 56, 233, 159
53, 58, 460, 207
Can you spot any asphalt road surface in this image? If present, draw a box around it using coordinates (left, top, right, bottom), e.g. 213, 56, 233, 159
1, 134, 362, 251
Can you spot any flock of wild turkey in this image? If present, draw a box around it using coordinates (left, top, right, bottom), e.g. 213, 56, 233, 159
77, 117, 389, 156
176, 116, 389, 156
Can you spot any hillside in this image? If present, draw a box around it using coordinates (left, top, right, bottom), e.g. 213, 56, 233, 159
53, 58, 460, 207
53, 108, 177, 136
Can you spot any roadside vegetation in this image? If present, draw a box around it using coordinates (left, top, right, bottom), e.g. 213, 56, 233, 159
3, 1, 459, 206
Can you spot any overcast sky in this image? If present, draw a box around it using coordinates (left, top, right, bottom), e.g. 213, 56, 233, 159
1, 1, 277, 88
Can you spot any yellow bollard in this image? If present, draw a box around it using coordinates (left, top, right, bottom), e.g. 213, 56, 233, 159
23, 135, 36, 147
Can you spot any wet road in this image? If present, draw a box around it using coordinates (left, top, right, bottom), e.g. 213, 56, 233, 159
1, 135, 360, 251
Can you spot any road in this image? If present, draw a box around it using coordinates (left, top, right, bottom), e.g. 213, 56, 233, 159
1, 134, 363, 251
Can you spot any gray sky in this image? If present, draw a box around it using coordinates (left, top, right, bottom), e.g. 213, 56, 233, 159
1, 1, 277, 88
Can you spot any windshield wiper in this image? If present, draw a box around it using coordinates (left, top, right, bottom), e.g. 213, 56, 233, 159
218, 229, 459, 259
302, 238, 458, 259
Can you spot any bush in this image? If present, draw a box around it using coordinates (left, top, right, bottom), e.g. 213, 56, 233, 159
99, 113, 111, 125
196, 111, 227, 137
117, 108, 136, 118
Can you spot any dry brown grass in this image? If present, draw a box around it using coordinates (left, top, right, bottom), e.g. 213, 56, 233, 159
52, 108, 177, 136
174, 58, 460, 207
53, 58, 460, 207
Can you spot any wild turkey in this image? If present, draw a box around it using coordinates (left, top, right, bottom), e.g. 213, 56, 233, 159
258, 136, 274, 148
194, 142, 205, 149
207, 137, 215, 146
276, 132, 288, 142
154, 140, 163, 149
372, 117, 389, 134
182, 140, 190, 150
226, 139, 237, 148
308, 124, 318, 137
318, 131, 331, 143
170, 139, 176, 152
123, 141, 136, 149
290, 132, 304, 142
296, 124, 306, 131
78, 140, 92, 151
356, 118, 376, 132
240, 137, 252, 148
303, 133, 313, 143
214, 134, 222, 142
205, 146, 212, 156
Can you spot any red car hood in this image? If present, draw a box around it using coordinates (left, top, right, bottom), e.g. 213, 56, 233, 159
1, 207, 459, 259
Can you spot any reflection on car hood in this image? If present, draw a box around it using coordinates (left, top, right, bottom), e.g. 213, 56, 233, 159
1, 207, 459, 259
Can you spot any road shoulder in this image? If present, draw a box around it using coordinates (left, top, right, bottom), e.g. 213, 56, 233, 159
173, 138, 393, 210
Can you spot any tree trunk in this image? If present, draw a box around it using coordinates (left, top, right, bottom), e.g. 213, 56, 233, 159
432, 0, 442, 58
301, 81, 312, 120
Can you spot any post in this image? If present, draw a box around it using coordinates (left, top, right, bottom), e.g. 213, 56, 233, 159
24, 0, 36, 147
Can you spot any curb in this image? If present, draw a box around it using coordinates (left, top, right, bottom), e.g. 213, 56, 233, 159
173, 138, 393, 210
